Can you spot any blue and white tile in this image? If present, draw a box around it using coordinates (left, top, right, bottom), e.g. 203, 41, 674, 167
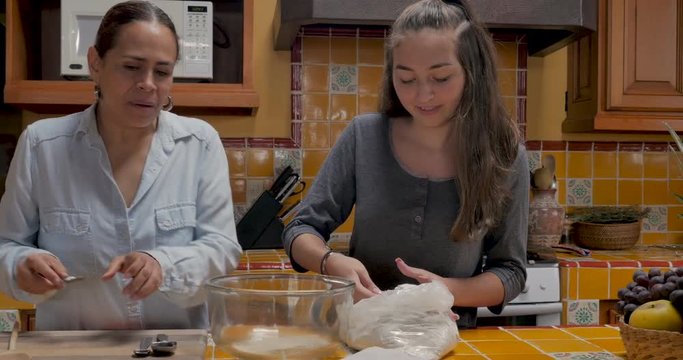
274, 149, 302, 177
566, 299, 600, 326
567, 179, 592, 206
246, 179, 270, 207
330, 65, 357, 93
527, 150, 541, 172
0, 309, 18, 332
642, 206, 667, 232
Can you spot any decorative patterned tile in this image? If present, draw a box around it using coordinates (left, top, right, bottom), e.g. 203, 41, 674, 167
0, 309, 19, 332
233, 204, 249, 224
566, 300, 600, 326
550, 352, 622, 360
246, 179, 270, 207
274, 149, 302, 177
567, 179, 592, 206
528, 150, 541, 172
643, 206, 667, 232
330, 65, 357, 93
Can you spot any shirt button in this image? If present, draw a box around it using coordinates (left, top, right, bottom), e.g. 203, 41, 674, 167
414, 215, 422, 224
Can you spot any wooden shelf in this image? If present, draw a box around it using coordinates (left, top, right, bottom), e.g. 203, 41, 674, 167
4, 0, 258, 113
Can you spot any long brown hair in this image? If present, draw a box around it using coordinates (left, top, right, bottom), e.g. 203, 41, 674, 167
379, 0, 520, 240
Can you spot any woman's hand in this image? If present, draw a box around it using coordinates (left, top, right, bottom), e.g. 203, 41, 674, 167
325, 253, 382, 302
102, 252, 162, 300
16, 253, 68, 294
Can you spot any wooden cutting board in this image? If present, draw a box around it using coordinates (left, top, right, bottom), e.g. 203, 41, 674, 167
1, 329, 206, 359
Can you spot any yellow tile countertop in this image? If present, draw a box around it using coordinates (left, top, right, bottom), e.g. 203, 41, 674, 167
208, 325, 627, 359
558, 245, 683, 302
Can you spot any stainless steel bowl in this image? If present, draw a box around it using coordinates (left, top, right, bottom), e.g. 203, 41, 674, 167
207, 273, 354, 359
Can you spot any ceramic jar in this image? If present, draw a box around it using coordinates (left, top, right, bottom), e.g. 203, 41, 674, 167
528, 188, 565, 248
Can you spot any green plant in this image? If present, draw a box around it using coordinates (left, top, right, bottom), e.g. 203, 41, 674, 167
571, 206, 650, 224
664, 121, 683, 217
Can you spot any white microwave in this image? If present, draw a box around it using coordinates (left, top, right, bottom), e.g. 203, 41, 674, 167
60, 0, 213, 80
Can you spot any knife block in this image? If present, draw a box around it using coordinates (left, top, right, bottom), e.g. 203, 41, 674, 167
236, 191, 284, 249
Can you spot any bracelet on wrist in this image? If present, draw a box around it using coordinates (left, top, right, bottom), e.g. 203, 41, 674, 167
319, 249, 335, 275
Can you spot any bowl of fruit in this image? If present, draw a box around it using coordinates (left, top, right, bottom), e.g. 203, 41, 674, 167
615, 267, 683, 360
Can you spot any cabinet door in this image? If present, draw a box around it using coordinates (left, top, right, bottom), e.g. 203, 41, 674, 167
607, 0, 683, 111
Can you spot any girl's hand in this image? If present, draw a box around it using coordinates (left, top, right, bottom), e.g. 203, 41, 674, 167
16, 253, 69, 294
395, 257, 444, 284
325, 253, 382, 302
395, 257, 459, 321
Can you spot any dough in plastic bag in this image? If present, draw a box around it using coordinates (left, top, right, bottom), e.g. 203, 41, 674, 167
339, 281, 459, 360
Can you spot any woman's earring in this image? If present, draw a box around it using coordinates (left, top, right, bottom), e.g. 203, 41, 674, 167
162, 95, 173, 112
94, 85, 101, 101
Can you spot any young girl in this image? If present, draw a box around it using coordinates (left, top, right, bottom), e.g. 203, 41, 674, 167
283, 0, 528, 328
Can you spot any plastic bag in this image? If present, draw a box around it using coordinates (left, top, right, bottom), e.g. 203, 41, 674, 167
339, 281, 459, 360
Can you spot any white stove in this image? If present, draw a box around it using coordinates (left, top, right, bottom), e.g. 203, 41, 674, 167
477, 261, 561, 326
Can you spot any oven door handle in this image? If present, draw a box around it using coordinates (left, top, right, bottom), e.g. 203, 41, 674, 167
477, 302, 562, 317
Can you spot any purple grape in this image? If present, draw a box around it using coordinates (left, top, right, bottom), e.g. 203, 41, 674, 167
635, 275, 650, 288
649, 275, 665, 288
667, 275, 679, 285
617, 288, 629, 301
675, 267, 683, 277
632, 285, 647, 294
627, 281, 638, 290
624, 291, 637, 304
677, 277, 683, 290
663, 270, 676, 281
624, 303, 638, 324
632, 269, 647, 282
670, 290, 683, 313
662, 282, 677, 299
649, 268, 662, 278
650, 283, 665, 300
615, 300, 626, 314
636, 290, 652, 304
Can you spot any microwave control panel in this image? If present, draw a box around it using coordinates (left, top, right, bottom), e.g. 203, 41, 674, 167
179, 1, 213, 79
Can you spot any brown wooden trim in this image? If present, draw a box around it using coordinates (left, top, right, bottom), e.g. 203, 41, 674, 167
593, 142, 619, 151
568, 142, 593, 151
541, 141, 567, 151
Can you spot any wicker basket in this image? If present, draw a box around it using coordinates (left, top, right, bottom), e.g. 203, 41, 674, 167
619, 321, 683, 360
572, 220, 641, 250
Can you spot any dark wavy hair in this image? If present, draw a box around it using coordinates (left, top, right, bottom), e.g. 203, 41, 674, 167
94, 0, 179, 61
379, 0, 520, 240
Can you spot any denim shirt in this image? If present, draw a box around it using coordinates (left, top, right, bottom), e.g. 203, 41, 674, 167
0, 105, 242, 330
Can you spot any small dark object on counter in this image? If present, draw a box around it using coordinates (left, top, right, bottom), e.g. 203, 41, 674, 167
133, 336, 153, 357
151, 333, 177, 356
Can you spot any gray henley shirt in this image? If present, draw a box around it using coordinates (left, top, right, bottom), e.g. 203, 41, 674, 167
283, 113, 528, 328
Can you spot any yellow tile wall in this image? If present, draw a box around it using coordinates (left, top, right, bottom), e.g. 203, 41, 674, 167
528, 142, 683, 245
225, 26, 681, 245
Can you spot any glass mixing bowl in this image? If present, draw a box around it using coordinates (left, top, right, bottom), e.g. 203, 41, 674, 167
206, 273, 354, 360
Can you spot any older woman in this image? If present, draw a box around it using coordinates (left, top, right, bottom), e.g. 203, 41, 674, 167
0, 0, 241, 330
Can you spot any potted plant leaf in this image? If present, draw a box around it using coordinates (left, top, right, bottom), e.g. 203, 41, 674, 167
570, 206, 650, 250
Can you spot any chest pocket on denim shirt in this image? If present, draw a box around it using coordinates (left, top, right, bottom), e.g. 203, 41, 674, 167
155, 203, 196, 246
41, 209, 94, 273
43, 209, 91, 235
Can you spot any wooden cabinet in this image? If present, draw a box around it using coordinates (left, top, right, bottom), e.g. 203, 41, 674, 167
563, 0, 683, 132
4, 0, 258, 114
